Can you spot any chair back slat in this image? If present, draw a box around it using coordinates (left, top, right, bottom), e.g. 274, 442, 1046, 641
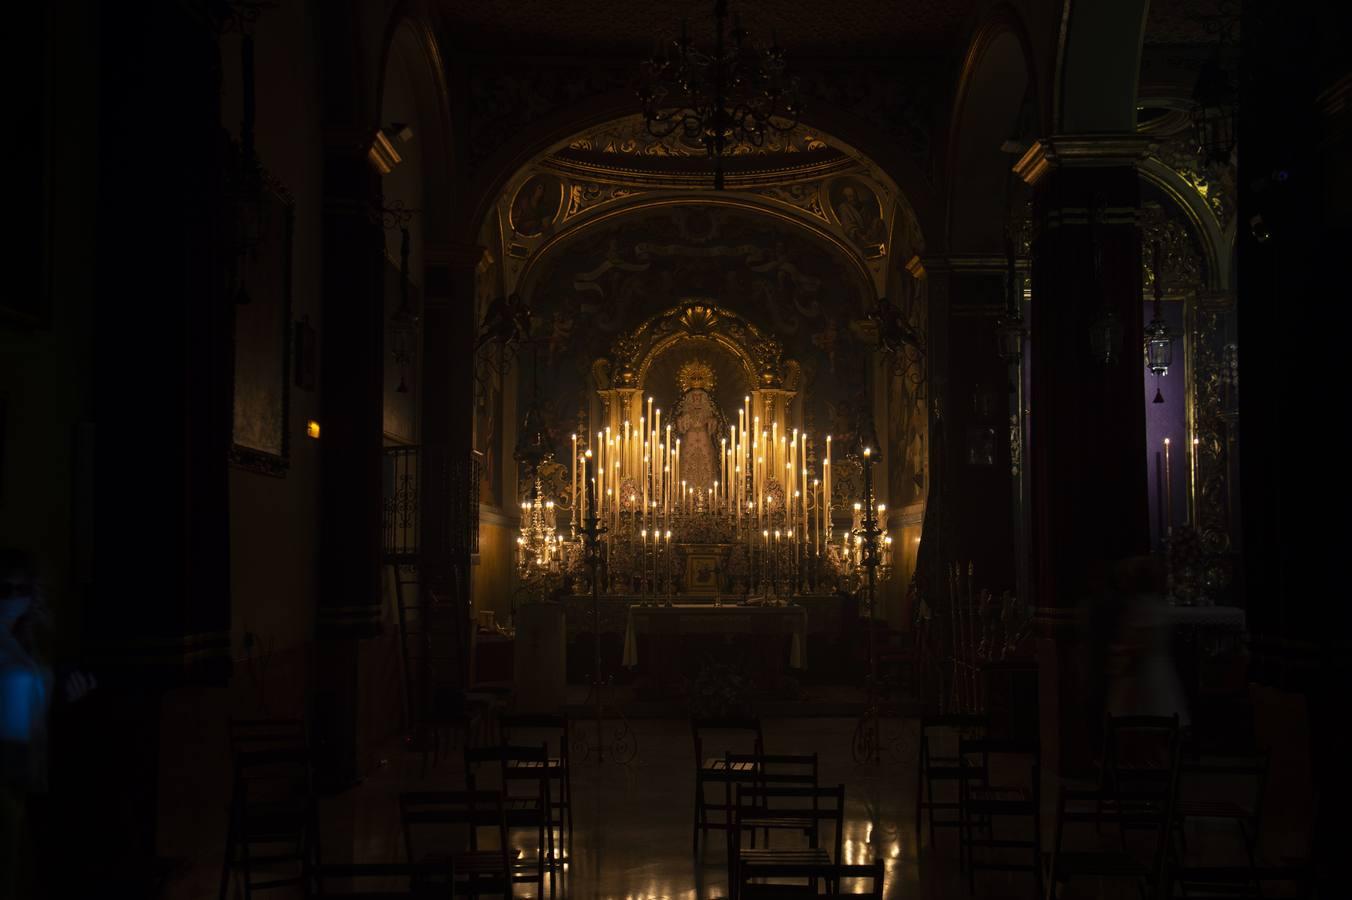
499, 713, 570, 761
836, 859, 886, 900
692, 716, 764, 763
724, 751, 819, 786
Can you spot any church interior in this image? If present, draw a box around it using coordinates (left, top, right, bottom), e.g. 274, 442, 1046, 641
2, 0, 1348, 897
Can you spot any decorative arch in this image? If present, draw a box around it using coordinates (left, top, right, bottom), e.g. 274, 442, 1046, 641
1053, 0, 1150, 133
514, 194, 878, 307
1139, 158, 1229, 292
463, 91, 941, 256
603, 302, 787, 393
376, 12, 456, 251
946, 5, 1041, 252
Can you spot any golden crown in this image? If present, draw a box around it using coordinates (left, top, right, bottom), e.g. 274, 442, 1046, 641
677, 359, 716, 394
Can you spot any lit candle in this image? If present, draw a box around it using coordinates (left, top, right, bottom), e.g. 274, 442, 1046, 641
571, 433, 578, 530
721, 436, 728, 504
813, 478, 820, 556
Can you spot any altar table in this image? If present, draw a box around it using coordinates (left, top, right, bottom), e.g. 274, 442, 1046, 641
620, 603, 808, 698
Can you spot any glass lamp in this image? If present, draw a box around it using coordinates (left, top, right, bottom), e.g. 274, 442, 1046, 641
1144, 241, 1174, 402
1193, 54, 1237, 166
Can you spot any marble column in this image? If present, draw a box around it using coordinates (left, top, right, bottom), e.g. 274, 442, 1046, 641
1014, 136, 1152, 775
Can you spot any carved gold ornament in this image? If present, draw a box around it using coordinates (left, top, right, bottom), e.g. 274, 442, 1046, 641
677, 359, 717, 394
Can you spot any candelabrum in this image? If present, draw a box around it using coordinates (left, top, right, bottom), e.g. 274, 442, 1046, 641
850, 447, 891, 764
575, 461, 636, 765
567, 421, 836, 597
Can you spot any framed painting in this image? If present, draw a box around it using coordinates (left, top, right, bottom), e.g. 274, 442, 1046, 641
230, 168, 294, 476
684, 551, 720, 595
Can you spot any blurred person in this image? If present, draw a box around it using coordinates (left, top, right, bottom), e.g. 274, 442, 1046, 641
1, 549, 94, 900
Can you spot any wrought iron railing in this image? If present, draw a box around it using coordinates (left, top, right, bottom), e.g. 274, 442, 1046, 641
383, 446, 420, 561
381, 445, 482, 562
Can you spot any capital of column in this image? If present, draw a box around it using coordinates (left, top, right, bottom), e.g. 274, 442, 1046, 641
1013, 134, 1157, 185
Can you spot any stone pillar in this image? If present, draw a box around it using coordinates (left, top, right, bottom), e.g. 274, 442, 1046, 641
418, 243, 483, 687
314, 131, 385, 787
48, 4, 232, 895
1238, 6, 1350, 887
1014, 136, 1153, 776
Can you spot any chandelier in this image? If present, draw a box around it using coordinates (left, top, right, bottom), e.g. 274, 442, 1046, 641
517, 478, 565, 578
1192, 3, 1239, 167
638, 0, 801, 189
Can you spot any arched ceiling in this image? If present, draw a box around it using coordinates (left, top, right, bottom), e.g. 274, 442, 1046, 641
436, 0, 978, 56
476, 113, 927, 314
518, 202, 874, 353
948, 29, 1032, 252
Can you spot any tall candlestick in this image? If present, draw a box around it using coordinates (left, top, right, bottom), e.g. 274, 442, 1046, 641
1163, 437, 1173, 535
571, 433, 578, 530
825, 435, 832, 540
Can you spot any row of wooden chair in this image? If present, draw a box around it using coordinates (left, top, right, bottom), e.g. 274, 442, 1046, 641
690, 716, 887, 897
219, 718, 560, 899
916, 711, 1303, 899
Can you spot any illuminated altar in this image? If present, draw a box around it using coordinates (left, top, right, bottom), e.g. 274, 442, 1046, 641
518, 302, 893, 599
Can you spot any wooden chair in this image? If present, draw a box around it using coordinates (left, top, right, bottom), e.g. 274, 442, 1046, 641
732, 784, 845, 900
463, 745, 553, 896
498, 713, 573, 861
1169, 860, 1312, 899
1173, 754, 1268, 871
724, 752, 820, 857
218, 719, 319, 900
399, 790, 513, 899
314, 861, 454, 898
914, 713, 988, 850
835, 859, 886, 899
1045, 717, 1182, 900
956, 738, 1041, 895
691, 716, 765, 853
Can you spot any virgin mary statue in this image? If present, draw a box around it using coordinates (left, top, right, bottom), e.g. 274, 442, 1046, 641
674, 360, 722, 494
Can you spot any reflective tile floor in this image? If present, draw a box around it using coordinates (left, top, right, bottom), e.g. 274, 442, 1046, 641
313, 716, 1024, 899
201, 715, 1258, 899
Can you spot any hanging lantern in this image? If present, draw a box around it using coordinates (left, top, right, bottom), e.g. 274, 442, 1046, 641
1090, 307, 1124, 366
1193, 52, 1236, 166
1086, 198, 1120, 364
514, 347, 554, 478
996, 228, 1025, 362
1144, 241, 1174, 403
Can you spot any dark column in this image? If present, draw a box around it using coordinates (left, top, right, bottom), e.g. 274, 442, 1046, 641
1015, 137, 1152, 776
1238, 1, 1349, 889
314, 133, 385, 787
47, 2, 233, 895
417, 245, 483, 688
936, 258, 1019, 594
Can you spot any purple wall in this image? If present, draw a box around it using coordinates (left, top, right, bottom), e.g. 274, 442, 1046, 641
1144, 301, 1188, 550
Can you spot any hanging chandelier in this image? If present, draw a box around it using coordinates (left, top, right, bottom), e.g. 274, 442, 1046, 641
1144, 240, 1174, 403
1192, 4, 1239, 167
995, 228, 1026, 363
637, 0, 802, 190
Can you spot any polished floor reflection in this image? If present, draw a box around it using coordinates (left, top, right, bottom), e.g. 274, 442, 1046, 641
308, 716, 1011, 900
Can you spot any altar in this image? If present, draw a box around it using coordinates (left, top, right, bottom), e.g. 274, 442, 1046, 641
621, 602, 808, 697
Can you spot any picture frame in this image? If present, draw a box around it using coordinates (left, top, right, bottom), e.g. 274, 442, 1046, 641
684, 550, 721, 595
229, 166, 294, 476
